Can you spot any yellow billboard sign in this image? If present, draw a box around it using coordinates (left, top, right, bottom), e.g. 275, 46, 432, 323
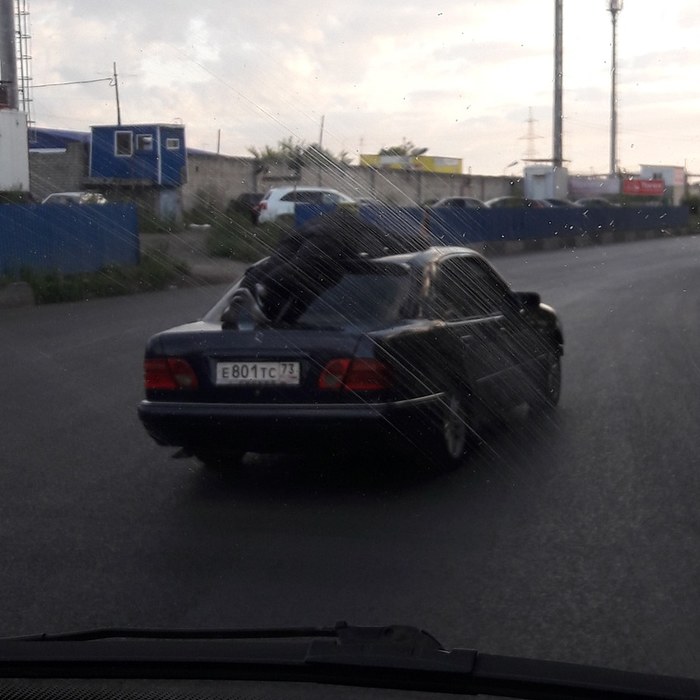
360, 154, 462, 174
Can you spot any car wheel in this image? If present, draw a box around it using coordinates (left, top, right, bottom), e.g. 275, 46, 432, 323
534, 353, 562, 410
193, 449, 244, 469
441, 391, 469, 462
411, 388, 471, 470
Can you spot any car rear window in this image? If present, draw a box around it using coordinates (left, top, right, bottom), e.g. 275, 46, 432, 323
281, 191, 323, 203
290, 265, 412, 330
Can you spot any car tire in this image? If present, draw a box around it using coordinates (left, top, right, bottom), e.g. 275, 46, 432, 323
410, 387, 472, 471
533, 353, 562, 410
193, 449, 244, 469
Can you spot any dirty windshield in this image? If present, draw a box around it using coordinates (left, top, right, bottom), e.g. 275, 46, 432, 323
1, 0, 699, 691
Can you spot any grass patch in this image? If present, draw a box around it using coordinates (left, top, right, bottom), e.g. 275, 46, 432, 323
137, 210, 182, 234
16, 252, 190, 304
206, 211, 290, 262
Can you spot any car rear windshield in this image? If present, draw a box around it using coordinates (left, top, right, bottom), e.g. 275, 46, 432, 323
292, 264, 412, 330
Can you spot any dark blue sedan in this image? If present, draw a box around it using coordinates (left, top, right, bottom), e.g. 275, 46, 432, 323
138, 246, 563, 469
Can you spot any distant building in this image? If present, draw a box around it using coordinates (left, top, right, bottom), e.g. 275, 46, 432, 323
28, 127, 91, 152
359, 154, 462, 175
27, 128, 518, 218
87, 123, 188, 222
88, 124, 187, 187
639, 164, 685, 205
523, 165, 569, 199
28, 124, 188, 223
28, 128, 91, 200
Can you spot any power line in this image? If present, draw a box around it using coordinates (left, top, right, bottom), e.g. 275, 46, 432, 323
33, 77, 113, 88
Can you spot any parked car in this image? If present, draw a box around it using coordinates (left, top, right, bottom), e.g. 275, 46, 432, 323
484, 196, 548, 208
138, 245, 563, 470
255, 186, 356, 224
574, 197, 617, 207
229, 192, 265, 222
356, 196, 384, 206
542, 198, 576, 207
41, 191, 108, 205
431, 196, 485, 209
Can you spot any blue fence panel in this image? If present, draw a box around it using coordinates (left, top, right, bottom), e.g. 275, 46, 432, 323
294, 203, 332, 228
356, 204, 425, 235
0, 203, 139, 276
295, 203, 426, 235
294, 203, 688, 245
427, 208, 583, 244
424, 205, 688, 245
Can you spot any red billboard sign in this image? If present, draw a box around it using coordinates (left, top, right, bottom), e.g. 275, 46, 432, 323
622, 179, 665, 196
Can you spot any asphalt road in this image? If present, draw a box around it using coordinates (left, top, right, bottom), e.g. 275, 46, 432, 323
1, 235, 699, 680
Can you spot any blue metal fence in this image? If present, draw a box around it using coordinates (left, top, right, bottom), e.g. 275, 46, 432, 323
296, 204, 689, 244
426, 205, 688, 245
0, 204, 139, 276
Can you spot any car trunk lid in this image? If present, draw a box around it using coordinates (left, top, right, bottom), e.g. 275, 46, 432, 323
153, 322, 370, 404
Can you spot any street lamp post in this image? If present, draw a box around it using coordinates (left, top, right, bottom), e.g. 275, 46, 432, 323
553, 0, 563, 169
608, 0, 623, 176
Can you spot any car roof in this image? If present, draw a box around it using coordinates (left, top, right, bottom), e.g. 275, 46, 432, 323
267, 186, 343, 193
436, 196, 479, 201
44, 191, 88, 197
43, 191, 104, 198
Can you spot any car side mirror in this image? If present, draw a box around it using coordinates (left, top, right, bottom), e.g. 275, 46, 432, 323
514, 291, 541, 308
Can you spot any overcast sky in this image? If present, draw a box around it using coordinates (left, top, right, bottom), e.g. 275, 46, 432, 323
28, 1, 700, 176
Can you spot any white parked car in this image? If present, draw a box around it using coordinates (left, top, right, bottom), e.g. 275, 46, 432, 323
254, 186, 355, 224
42, 191, 108, 205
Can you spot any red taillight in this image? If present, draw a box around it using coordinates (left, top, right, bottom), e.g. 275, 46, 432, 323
144, 358, 199, 391
318, 358, 351, 390
344, 359, 392, 391
318, 358, 392, 391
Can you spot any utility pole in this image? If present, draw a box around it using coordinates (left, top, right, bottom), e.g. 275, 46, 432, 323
317, 115, 325, 186
0, 0, 18, 109
553, 0, 563, 168
113, 61, 122, 125
608, 0, 623, 175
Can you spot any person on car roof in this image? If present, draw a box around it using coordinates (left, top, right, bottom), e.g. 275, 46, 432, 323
222, 208, 430, 327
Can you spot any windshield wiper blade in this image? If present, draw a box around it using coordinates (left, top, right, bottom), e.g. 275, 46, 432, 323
0, 622, 697, 700
7, 624, 341, 643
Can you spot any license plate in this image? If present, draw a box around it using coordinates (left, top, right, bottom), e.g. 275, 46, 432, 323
215, 361, 300, 386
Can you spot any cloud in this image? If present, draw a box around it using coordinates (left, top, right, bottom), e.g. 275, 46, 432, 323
25, 0, 700, 175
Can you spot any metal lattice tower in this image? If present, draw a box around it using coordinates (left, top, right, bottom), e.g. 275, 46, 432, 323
15, 0, 32, 129
519, 107, 543, 161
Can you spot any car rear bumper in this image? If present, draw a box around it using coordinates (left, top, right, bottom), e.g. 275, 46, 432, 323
138, 395, 441, 453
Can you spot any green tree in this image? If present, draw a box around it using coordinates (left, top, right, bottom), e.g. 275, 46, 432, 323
378, 139, 428, 157
249, 138, 351, 177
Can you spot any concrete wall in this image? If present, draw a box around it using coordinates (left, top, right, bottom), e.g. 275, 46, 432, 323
184, 153, 258, 212
30, 147, 523, 216
0, 111, 30, 191
29, 142, 88, 200
182, 153, 520, 212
